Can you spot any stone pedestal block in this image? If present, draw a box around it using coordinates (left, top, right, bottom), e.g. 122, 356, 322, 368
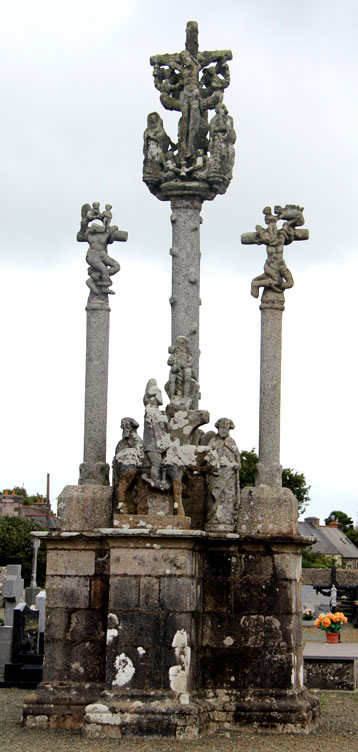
238, 485, 298, 535
57, 485, 113, 531
23, 530, 319, 735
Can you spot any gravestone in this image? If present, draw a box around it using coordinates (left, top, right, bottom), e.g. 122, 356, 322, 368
3, 564, 24, 626
2, 602, 43, 688
0, 564, 24, 675
23, 21, 319, 737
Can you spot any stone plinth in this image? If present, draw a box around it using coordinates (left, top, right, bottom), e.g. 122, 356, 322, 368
238, 485, 298, 536
23, 529, 319, 736
57, 485, 113, 531
113, 513, 191, 531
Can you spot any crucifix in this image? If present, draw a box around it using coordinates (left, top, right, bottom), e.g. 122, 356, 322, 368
143, 22, 235, 392
241, 205, 309, 486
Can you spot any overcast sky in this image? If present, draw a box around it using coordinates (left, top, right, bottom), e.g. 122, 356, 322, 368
1, 0, 357, 525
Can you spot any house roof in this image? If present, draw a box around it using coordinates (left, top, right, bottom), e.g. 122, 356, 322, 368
298, 520, 358, 558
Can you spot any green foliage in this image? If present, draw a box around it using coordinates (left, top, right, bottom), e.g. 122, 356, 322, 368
0, 517, 46, 586
302, 548, 337, 569
324, 510, 358, 549
239, 449, 258, 490
239, 448, 311, 514
346, 528, 358, 547
324, 510, 354, 532
1, 486, 46, 505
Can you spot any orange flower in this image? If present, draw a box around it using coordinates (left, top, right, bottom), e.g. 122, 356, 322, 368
314, 619, 321, 628
321, 617, 331, 628
331, 614, 341, 623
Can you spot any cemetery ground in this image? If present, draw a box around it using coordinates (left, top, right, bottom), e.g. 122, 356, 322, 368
1, 626, 357, 752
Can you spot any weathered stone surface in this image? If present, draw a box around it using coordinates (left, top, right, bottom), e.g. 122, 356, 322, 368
67, 610, 106, 643
204, 418, 240, 532
46, 549, 96, 576
108, 576, 139, 610
110, 547, 195, 576
43, 640, 106, 682
139, 577, 160, 609
45, 575, 90, 609
144, 23, 235, 203
113, 513, 190, 530
57, 485, 112, 531
44, 608, 68, 641
304, 658, 356, 691
170, 199, 202, 382
159, 576, 197, 611
238, 485, 298, 535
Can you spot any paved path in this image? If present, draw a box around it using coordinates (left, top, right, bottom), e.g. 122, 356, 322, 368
304, 641, 358, 658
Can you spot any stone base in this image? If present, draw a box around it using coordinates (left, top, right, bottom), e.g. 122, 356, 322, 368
238, 485, 298, 535
57, 485, 113, 531
23, 529, 320, 736
23, 682, 104, 729
202, 687, 320, 734
83, 692, 215, 739
113, 514, 191, 531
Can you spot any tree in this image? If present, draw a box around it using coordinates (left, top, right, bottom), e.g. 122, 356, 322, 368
1, 486, 46, 506
324, 510, 358, 548
239, 448, 311, 515
324, 510, 354, 532
0, 517, 46, 586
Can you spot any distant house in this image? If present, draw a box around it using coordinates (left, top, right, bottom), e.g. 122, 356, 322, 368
0, 493, 56, 530
299, 516, 358, 569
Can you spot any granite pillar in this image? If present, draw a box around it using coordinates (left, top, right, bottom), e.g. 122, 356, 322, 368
79, 299, 111, 485
170, 198, 202, 394
256, 289, 284, 486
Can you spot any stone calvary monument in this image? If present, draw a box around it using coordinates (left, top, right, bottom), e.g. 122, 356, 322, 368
23, 22, 320, 737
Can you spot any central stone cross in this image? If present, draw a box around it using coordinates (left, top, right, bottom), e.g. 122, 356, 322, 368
144, 22, 235, 390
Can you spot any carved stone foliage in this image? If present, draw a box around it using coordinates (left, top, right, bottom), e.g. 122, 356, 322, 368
77, 202, 128, 304
241, 205, 309, 299
165, 335, 200, 409
143, 21, 235, 201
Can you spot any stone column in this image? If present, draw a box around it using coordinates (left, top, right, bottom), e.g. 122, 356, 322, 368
79, 299, 111, 485
170, 198, 202, 391
256, 289, 284, 486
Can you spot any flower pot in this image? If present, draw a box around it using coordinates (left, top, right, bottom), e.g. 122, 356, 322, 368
326, 632, 339, 644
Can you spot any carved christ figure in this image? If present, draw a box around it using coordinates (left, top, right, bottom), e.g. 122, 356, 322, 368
150, 22, 232, 166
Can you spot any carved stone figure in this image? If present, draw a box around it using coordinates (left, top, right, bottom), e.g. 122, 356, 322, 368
77, 202, 128, 301
165, 335, 199, 409
142, 379, 171, 491
143, 112, 173, 185
144, 21, 234, 196
208, 103, 236, 187
241, 205, 309, 298
204, 418, 240, 531
113, 418, 144, 513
